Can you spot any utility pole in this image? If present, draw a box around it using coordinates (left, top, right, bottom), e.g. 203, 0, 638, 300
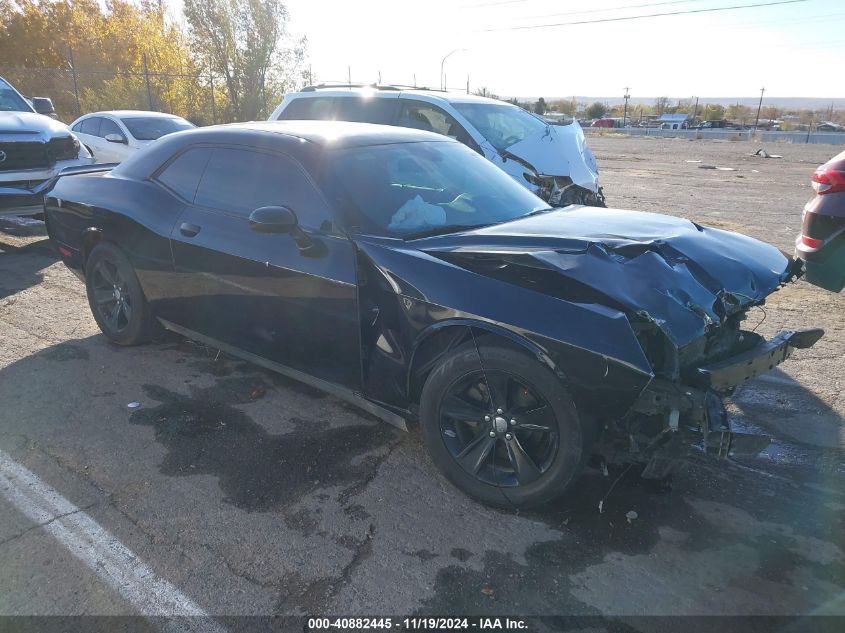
692, 96, 699, 124
143, 52, 153, 110
466, 75, 469, 95
68, 46, 81, 117
209, 60, 216, 125
754, 87, 765, 130
622, 87, 630, 127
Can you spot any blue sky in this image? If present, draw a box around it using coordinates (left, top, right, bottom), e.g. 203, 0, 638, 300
166, 0, 845, 99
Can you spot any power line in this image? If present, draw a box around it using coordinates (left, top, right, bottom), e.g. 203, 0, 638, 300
480, 0, 810, 32
463, 0, 531, 8
512, 0, 710, 21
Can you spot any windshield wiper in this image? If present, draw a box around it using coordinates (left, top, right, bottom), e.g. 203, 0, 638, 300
402, 224, 493, 240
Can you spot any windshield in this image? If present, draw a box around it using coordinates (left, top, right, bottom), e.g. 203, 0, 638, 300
120, 116, 194, 140
323, 140, 549, 238
0, 84, 33, 113
453, 103, 548, 151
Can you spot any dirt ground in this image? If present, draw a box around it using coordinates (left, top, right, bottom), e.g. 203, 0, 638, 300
0, 136, 843, 627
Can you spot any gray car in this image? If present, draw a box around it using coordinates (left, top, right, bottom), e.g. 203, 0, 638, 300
0, 76, 94, 217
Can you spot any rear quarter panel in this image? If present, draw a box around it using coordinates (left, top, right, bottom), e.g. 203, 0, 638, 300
45, 172, 184, 304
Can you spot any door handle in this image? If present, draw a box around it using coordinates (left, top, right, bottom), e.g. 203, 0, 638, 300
179, 222, 201, 238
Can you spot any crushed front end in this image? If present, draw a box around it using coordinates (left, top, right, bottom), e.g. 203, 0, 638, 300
600, 314, 824, 478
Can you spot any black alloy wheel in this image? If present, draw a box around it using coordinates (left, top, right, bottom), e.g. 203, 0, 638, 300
90, 257, 133, 334
84, 242, 157, 346
420, 342, 589, 508
439, 369, 559, 488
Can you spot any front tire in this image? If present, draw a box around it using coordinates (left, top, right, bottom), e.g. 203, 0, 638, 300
419, 342, 589, 508
85, 242, 156, 346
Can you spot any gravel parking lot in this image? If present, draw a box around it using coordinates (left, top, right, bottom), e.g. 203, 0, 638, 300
1, 136, 843, 626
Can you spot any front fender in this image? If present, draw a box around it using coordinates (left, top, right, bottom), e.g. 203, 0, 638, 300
406, 318, 561, 400
356, 238, 654, 418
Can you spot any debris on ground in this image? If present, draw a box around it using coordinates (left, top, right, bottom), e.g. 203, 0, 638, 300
127, 401, 141, 409
685, 159, 702, 163
752, 148, 783, 159
699, 165, 738, 171
481, 585, 495, 596
626, 510, 639, 524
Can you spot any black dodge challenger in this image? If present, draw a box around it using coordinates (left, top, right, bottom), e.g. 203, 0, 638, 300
45, 121, 823, 507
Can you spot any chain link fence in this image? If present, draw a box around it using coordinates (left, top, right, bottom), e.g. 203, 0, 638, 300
1, 62, 246, 126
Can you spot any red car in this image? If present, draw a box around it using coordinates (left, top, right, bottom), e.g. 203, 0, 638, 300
795, 150, 845, 292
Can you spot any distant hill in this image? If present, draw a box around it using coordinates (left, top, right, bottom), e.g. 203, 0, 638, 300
514, 96, 844, 109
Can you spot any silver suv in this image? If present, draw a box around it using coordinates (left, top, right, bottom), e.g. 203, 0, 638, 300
1, 76, 94, 217
270, 85, 604, 207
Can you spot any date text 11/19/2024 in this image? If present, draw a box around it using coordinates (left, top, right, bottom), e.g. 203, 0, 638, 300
306, 617, 529, 630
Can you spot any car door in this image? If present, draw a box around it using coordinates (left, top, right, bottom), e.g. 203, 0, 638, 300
97, 117, 131, 163
168, 145, 361, 389
72, 117, 103, 161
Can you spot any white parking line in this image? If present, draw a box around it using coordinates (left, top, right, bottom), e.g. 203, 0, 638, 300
0, 448, 226, 633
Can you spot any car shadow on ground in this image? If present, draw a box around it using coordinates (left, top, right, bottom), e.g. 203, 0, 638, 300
0, 332, 843, 618
0, 221, 56, 300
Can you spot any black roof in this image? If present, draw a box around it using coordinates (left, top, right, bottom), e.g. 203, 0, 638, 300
113, 120, 452, 179
198, 120, 448, 149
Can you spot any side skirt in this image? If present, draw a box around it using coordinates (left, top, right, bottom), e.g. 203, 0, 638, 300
157, 318, 409, 432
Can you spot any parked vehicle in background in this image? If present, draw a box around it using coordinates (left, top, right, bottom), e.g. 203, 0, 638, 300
795, 150, 845, 292
694, 119, 731, 130
70, 110, 195, 163
45, 121, 822, 507
270, 85, 604, 207
0, 76, 93, 217
816, 122, 845, 133
590, 118, 618, 128
26, 96, 57, 119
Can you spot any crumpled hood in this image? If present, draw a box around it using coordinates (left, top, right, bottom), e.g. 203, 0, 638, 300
0, 111, 72, 140
503, 122, 600, 193
416, 206, 794, 347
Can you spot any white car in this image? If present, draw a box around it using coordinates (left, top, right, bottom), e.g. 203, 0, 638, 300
269, 85, 604, 206
69, 110, 195, 163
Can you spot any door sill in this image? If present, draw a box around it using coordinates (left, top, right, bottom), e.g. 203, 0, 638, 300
157, 318, 409, 431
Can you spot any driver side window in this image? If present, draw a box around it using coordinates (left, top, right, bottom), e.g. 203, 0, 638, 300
193, 148, 335, 232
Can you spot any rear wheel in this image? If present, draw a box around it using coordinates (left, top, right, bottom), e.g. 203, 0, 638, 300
419, 342, 589, 508
85, 242, 156, 346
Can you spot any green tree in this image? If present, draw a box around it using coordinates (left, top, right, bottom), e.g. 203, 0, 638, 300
533, 97, 547, 115
585, 101, 607, 119
183, 0, 306, 121
702, 104, 726, 121
0, 0, 208, 121
727, 103, 752, 124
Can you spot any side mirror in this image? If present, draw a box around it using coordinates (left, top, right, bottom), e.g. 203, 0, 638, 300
31, 97, 56, 117
104, 133, 127, 144
249, 205, 325, 256
249, 205, 297, 233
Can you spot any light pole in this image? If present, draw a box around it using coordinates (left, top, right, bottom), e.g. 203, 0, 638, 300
440, 49, 466, 90
622, 87, 630, 127
754, 87, 765, 130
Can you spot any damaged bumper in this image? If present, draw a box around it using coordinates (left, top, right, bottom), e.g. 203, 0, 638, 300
692, 328, 824, 391
625, 328, 824, 476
